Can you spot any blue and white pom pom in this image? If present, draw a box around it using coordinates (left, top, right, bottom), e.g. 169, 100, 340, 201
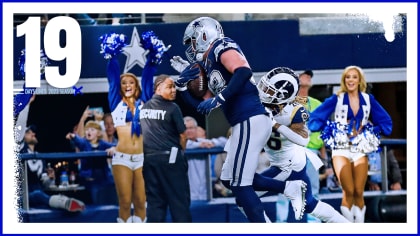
18, 49, 49, 79
350, 123, 381, 153
141, 30, 171, 65
320, 121, 350, 149
99, 33, 127, 59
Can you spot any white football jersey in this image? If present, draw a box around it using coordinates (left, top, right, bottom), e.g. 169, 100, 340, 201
264, 102, 309, 172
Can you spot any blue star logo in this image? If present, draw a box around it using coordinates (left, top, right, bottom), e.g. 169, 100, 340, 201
122, 27, 147, 72
192, 21, 201, 28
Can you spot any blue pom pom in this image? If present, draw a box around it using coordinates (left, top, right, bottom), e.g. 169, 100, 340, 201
321, 120, 350, 149
18, 48, 50, 79
140, 30, 171, 65
363, 123, 381, 139
99, 33, 127, 59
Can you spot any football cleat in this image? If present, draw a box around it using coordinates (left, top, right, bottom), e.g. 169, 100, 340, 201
284, 180, 307, 220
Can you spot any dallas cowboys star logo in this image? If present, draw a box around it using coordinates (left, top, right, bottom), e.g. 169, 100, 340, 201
122, 27, 148, 73
192, 21, 201, 28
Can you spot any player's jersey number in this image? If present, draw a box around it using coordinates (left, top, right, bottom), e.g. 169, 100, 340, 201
266, 131, 282, 150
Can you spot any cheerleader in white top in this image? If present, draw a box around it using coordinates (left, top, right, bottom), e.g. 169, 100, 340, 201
308, 65, 392, 222
100, 31, 170, 223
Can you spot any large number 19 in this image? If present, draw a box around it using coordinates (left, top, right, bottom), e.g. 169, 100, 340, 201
16, 16, 81, 88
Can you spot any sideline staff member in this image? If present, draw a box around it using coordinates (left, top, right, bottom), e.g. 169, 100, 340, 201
140, 74, 191, 222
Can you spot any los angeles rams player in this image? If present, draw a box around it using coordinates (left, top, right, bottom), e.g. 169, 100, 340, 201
171, 16, 306, 222
255, 67, 350, 223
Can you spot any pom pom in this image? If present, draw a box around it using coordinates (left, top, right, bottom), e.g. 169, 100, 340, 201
321, 121, 382, 153
99, 33, 127, 59
350, 123, 381, 153
140, 30, 171, 65
320, 121, 350, 149
18, 49, 49, 79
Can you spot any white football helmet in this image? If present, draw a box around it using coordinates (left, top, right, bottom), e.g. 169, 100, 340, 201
257, 67, 300, 105
183, 16, 224, 62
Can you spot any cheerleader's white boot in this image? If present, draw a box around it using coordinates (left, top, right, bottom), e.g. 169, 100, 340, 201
117, 217, 127, 223
310, 202, 351, 223
340, 206, 354, 222
131, 215, 147, 223
117, 216, 135, 223
352, 205, 366, 223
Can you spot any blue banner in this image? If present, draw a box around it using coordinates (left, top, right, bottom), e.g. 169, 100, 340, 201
13, 18, 407, 81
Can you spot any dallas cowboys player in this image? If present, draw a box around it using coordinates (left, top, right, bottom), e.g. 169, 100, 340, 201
170, 16, 307, 222
255, 67, 350, 223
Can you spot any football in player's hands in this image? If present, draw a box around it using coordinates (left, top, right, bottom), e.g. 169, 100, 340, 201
187, 63, 208, 98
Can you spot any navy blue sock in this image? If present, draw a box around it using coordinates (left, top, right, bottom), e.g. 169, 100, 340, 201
230, 185, 265, 222
253, 173, 286, 193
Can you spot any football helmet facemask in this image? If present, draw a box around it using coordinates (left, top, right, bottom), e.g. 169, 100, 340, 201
183, 17, 224, 62
257, 67, 300, 105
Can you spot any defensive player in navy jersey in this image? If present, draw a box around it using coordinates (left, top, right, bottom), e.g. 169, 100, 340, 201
171, 16, 305, 222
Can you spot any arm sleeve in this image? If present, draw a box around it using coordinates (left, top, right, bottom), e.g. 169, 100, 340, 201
369, 94, 393, 136
307, 95, 338, 132
71, 135, 88, 151
107, 57, 122, 111
277, 125, 309, 147
220, 67, 253, 101
140, 61, 158, 103
172, 105, 187, 134
179, 90, 203, 109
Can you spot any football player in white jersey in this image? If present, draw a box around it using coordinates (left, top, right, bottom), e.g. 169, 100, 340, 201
220, 67, 350, 222
255, 67, 350, 222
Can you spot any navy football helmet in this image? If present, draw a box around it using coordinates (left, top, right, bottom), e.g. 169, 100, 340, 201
257, 67, 300, 105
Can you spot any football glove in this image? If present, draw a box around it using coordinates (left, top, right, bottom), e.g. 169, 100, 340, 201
170, 56, 190, 73
174, 64, 200, 91
197, 94, 225, 115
